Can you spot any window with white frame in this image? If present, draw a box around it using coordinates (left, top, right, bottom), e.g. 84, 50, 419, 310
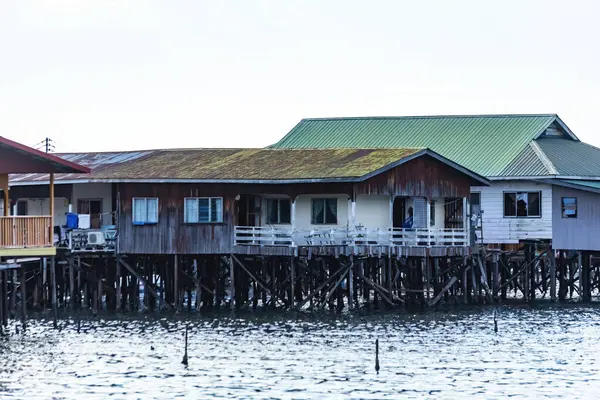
266, 198, 291, 224
184, 197, 223, 223
503, 191, 541, 217
311, 198, 337, 224
430, 200, 436, 226
132, 197, 159, 225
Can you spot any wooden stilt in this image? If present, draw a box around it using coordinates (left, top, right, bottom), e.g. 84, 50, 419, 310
21, 266, 27, 331
174, 255, 179, 312
116, 257, 122, 311
229, 255, 235, 310
290, 256, 295, 308
348, 255, 354, 310
50, 256, 58, 328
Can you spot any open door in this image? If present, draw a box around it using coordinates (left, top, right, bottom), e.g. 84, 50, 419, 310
392, 197, 406, 228
236, 195, 261, 227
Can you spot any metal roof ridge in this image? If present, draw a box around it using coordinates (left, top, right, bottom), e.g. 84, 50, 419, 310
301, 113, 559, 122
529, 141, 558, 175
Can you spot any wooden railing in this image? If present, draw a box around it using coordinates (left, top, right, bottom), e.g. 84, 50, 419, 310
0, 216, 53, 248
234, 226, 469, 248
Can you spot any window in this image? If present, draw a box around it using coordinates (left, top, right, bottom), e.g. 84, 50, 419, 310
266, 198, 291, 224
503, 192, 541, 217
470, 192, 481, 227
132, 197, 159, 225
470, 192, 481, 217
184, 197, 223, 223
16, 200, 28, 216
430, 200, 435, 226
311, 198, 337, 224
562, 197, 577, 218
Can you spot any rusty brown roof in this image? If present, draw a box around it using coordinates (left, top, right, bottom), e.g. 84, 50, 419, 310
9, 150, 157, 184
9, 148, 490, 185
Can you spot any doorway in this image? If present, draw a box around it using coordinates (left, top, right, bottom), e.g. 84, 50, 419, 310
78, 199, 103, 229
392, 197, 406, 228
236, 195, 261, 227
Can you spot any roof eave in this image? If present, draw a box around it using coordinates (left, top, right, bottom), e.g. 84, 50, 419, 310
0, 136, 91, 174
533, 179, 600, 194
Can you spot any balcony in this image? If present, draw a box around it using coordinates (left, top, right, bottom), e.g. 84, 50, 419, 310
234, 226, 469, 249
0, 216, 55, 256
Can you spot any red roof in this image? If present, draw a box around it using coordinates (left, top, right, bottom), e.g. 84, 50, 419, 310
0, 136, 91, 174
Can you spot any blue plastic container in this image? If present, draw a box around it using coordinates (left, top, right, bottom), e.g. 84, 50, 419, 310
66, 213, 78, 229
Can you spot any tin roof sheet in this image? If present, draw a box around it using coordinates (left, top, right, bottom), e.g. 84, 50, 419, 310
270, 114, 564, 176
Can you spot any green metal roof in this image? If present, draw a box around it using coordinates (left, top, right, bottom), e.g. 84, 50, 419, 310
559, 180, 600, 190
499, 142, 552, 177
272, 114, 566, 177
535, 138, 600, 177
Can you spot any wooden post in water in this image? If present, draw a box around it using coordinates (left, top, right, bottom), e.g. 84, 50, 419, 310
21, 266, 27, 331
290, 256, 295, 309
578, 251, 583, 302
550, 249, 557, 301
348, 255, 354, 310
229, 255, 235, 310
116, 257, 122, 311
69, 257, 75, 309
174, 255, 179, 313
50, 256, 58, 328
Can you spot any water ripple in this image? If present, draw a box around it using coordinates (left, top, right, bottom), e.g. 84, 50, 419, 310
1, 304, 600, 398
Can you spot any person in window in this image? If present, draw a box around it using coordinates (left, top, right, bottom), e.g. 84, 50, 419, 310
402, 207, 414, 229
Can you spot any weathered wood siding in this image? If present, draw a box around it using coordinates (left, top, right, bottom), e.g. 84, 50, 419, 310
552, 186, 600, 251
116, 183, 353, 254
471, 181, 552, 244
116, 154, 481, 254
355, 155, 473, 198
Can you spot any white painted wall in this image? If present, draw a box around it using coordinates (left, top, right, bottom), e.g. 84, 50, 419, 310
294, 194, 349, 230
354, 195, 390, 229
10, 197, 69, 225
471, 180, 552, 244
9, 183, 113, 227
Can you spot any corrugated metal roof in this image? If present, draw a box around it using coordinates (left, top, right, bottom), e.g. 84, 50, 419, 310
558, 179, 600, 190
9, 150, 157, 183
91, 148, 423, 180
271, 114, 560, 176
499, 142, 552, 177
535, 138, 600, 177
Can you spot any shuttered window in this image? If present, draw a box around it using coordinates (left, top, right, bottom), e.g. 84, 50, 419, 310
184, 197, 223, 223
412, 197, 427, 228
132, 197, 159, 225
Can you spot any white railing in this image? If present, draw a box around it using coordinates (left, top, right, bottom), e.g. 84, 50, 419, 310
234, 226, 469, 248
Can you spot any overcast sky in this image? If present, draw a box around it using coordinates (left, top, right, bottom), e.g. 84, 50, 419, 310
1, 0, 599, 152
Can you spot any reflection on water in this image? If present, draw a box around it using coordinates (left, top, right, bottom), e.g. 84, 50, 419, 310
1, 304, 600, 399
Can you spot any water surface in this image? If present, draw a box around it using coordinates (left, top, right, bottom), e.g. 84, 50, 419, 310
1, 305, 599, 399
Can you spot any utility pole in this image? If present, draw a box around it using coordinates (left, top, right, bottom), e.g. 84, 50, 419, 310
44, 137, 55, 153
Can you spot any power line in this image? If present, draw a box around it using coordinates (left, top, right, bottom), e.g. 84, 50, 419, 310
34, 137, 56, 153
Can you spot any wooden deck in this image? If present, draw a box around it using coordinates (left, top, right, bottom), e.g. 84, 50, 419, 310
0, 216, 55, 256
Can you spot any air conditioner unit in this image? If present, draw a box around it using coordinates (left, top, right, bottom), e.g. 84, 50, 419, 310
87, 231, 106, 246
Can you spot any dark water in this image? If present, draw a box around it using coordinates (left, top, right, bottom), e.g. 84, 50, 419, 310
1, 305, 599, 399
